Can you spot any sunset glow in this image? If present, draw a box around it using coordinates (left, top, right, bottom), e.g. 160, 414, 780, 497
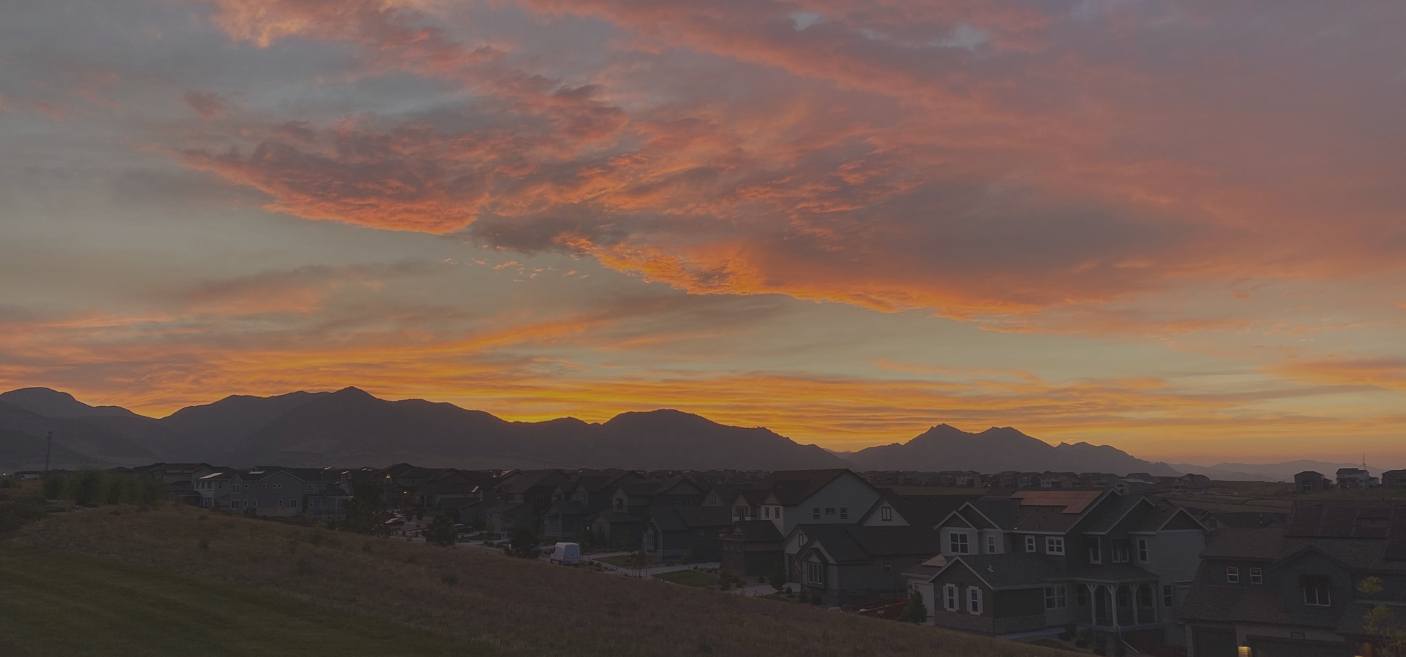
2, 0, 1404, 463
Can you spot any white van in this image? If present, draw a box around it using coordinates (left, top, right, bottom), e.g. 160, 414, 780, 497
549, 542, 581, 565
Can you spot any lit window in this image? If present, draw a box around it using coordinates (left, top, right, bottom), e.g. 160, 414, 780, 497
1226, 566, 1240, 584
1046, 537, 1065, 555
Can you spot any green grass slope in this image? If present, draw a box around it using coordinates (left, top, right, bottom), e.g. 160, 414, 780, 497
2, 507, 1074, 657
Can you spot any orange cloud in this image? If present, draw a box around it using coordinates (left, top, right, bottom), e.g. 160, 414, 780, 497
1276, 358, 1406, 392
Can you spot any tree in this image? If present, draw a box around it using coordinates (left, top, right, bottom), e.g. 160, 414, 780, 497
1360, 576, 1406, 657
901, 591, 928, 623
342, 482, 386, 534
509, 527, 540, 558
426, 514, 456, 547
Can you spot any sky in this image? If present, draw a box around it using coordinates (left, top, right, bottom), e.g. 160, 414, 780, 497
1, 0, 1404, 464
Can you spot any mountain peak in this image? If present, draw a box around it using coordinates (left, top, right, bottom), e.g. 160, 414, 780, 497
0, 387, 140, 419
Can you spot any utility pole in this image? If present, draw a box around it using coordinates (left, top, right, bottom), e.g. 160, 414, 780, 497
44, 431, 53, 472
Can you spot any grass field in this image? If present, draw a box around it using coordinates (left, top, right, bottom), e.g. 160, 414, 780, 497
1, 506, 1077, 657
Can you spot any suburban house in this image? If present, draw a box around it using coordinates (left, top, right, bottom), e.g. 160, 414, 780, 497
1180, 500, 1406, 657
1381, 469, 1406, 489
642, 505, 732, 562
720, 520, 785, 579
1335, 468, 1377, 489
1295, 471, 1332, 494
484, 469, 565, 536
194, 468, 245, 511
906, 489, 1208, 651
543, 471, 641, 541
791, 524, 941, 604
769, 470, 885, 578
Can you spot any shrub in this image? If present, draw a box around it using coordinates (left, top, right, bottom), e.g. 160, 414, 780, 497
426, 514, 457, 547
900, 591, 927, 623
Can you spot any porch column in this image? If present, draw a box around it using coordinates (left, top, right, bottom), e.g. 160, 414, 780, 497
1108, 585, 1119, 630
1131, 584, 1141, 625
1086, 584, 1100, 627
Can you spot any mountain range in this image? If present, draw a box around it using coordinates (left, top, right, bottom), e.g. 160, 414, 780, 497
0, 386, 1242, 477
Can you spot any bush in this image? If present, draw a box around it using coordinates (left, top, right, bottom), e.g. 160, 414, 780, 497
900, 591, 927, 623
509, 528, 540, 558
426, 514, 457, 547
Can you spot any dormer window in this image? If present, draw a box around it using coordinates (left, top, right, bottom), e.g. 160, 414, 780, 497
1025, 536, 1037, 552
1302, 576, 1332, 606
1046, 537, 1065, 555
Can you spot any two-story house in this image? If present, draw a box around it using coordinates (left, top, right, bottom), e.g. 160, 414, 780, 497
1181, 501, 1406, 657
907, 489, 1207, 651
542, 471, 640, 541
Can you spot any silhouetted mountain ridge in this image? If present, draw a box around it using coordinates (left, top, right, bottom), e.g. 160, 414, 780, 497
845, 424, 1178, 476
2, 386, 1179, 475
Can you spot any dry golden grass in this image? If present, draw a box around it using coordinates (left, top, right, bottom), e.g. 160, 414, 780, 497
4, 507, 1076, 657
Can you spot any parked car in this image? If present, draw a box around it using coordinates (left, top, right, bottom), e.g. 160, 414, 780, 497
549, 542, 582, 565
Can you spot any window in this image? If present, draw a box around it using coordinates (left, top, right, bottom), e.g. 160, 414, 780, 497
1046, 537, 1065, 555
1226, 566, 1240, 584
825, 507, 836, 516
1137, 537, 1150, 562
1303, 577, 1332, 607
985, 534, 998, 554
1112, 540, 1130, 564
1088, 540, 1102, 564
943, 584, 959, 611
812, 507, 821, 520
839, 507, 848, 520
966, 586, 983, 615
1162, 584, 1174, 608
1249, 567, 1263, 585
948, 531, 971, 555
1025, 535, 1037, 552
289, 499, 299, 509
880, 506, 894, 522
1044, 585, 1068, 609
804, 561, 825, 585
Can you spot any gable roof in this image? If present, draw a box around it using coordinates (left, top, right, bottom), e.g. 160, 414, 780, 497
795, 524, 941, 564
871, 492, 978, 527
765, 469, 862, 506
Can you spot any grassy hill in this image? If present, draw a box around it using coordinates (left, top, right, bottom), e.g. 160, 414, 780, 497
0, 506, 1074, 657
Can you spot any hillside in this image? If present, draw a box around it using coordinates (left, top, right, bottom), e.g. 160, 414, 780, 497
845, 424, 1178, 476
0, 507, 1073, 657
